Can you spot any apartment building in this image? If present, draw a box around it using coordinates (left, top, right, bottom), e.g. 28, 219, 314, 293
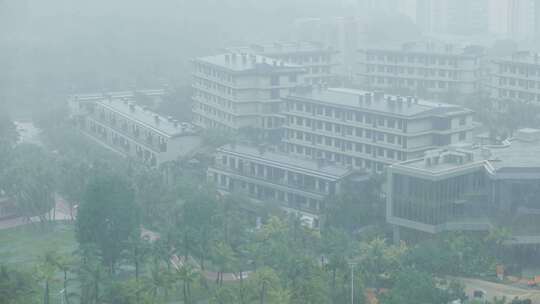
283, 87, 475, 173
208, 143, 357, 228
357, 41, 484, 99
488, 51, 540, 104
225, 42, 338, 85
70, 92, 201, 167
191, 53, 305, 139
293, 17, 361, 82
387, 128, 540, 244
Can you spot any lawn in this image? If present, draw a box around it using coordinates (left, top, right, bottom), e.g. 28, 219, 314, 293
0, 223, 77, 266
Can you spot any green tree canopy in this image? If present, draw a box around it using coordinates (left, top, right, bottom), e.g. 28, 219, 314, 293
76, 173, 140, 274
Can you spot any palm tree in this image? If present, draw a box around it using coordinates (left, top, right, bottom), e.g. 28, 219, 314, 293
142, 262, 173, 303
251, 267, 280, 304
54, 254, 77, 304
211, 286, 238, 304
211, 241, 236, 287
174, 263, 199, 304
76, 245, 105, 304
35, 251, 58, 304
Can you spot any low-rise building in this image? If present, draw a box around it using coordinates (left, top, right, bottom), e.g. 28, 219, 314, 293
488, 51, 540, 104
225, 42, 338, 85
191, 53, 305, 139
208, 143, 358, 228
283, 87, 475, 173
70, 92, 201, 167
387, 128, 540, 244
357, 41, 484, 99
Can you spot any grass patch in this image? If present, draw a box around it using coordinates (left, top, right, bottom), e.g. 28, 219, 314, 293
0, 223, 77, 265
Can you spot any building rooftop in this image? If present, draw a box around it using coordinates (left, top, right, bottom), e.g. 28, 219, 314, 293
70, 89, 166, 102
96, 98, 195, 138
218, 144, 353, 179
361, 41, 484, 57
225, 41, 336, 56
194, 53, 303, 73
289, 87, 472, 118
391, 128, 540, 178
494, 51, 540, 65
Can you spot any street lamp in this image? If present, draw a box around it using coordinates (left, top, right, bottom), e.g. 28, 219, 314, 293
348, 261, 357, 304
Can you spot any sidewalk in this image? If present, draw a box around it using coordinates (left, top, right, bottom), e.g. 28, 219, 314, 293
0, 194, 74, 230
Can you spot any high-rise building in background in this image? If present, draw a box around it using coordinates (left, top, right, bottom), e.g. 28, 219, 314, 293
357, 0, 417, 21
489, 0, 540, 41
416, 0, 489, 36
508, 0, 536, 40
292, 17, 363, 83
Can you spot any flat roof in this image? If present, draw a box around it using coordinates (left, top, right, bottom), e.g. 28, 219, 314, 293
226, 41, 336, 55
194, 53, 303, 73
288, 87, 472, 118
494, 51, 540, 65
70, 89, 165, 101
361, 41, 483, 57
218, 144, 352, 179
96, 98, 195, 138
391, 132, 540, 178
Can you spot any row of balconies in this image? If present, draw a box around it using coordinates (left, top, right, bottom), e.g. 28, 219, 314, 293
89, 115, 166, 153
211, 164, 331, 196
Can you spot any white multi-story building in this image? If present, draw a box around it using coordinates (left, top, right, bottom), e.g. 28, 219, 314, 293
488, 51, 540, 104
191, 53, 305, 139
208, 143, 358, 228
282, 87, 476, 173
357, 41, 484, 99
225, 42, 338, 85
70, 91, 201, 167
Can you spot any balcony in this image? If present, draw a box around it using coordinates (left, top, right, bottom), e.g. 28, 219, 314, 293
210, 164, 329, 196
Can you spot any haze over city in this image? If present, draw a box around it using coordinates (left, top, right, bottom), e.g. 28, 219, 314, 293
3, 1, 540, 303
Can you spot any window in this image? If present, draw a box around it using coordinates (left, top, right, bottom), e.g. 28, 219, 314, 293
325, 107, 332, 117
325, 137, 332, 146
356, 128, 363, 137
271, 75, 280, 85
289, 74, 297, 83
378, 148, 384, 156
459, 132, 466, 141
459, 117, 466, 126
325, 123, 332, 132
271, 89, 280, 99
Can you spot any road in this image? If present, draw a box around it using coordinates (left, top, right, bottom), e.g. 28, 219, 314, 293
458, 277, 540, 303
